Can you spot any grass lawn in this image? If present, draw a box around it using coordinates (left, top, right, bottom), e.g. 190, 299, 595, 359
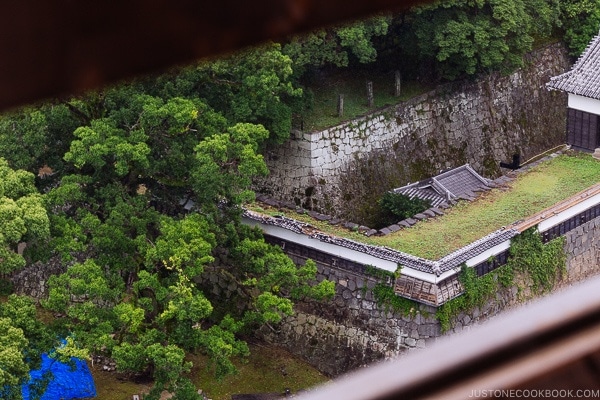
252, 153, 600, 260
189, 343, 328, 399
299, 68, 434, 131
91, 342, 328, 400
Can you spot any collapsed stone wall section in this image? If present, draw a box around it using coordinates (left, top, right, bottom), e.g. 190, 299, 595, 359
10, 258, 67, 299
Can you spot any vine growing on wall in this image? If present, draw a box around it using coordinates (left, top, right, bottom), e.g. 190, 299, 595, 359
508, 228, 566, 294
364, 264, 421, 317
372, 283, 420, 317
436, 228, 566, 332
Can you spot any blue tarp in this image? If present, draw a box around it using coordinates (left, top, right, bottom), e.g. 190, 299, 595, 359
22, 353, 97, 400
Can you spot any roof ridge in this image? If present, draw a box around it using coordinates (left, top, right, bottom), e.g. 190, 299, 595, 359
547, 30, 600, 98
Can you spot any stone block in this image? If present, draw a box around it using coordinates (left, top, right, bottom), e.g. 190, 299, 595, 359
344, 222, 359, 230
418, 324, 441, 337
308, 211, 321, 219
348, 279, 356, 291
388, 224, 401, 232
422, 209, 436, 218
315, 213, 332, 221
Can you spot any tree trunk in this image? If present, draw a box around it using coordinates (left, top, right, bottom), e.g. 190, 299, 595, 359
367, 81, 374, 107
395, 71, 401, 97
337, 94, 344, 117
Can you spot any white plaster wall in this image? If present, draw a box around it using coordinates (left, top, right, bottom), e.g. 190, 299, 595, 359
568, 93, 600, 115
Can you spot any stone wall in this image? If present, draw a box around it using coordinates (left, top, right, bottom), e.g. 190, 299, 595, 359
258, 43, 571, 223
10, 257, 67, 299
563, 217, 600, 283
258, 237, 440, 377
259, 213, 600, 377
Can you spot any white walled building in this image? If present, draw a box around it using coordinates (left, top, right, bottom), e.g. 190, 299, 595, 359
548, 31, 600, 151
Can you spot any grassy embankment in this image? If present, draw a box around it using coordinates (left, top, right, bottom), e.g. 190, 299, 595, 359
92, 343, 328, 400
252, 153, 600, 260
25, 299, 327, 399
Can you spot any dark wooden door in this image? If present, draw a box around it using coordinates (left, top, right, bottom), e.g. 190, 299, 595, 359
567, 108, 599, 151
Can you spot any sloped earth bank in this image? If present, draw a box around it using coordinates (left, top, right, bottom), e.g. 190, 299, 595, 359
91, 341, 328, 400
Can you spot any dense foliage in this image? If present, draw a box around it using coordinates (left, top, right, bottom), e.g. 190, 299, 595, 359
375, 192, 431, 228
560, 0, 600, 56
283, 15, 392, 75
284, 0, 596, 83
0, 44, 334, 399
402, 0, 560, 79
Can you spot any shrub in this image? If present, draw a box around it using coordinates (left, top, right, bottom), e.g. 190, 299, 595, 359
374, 192, 431, 228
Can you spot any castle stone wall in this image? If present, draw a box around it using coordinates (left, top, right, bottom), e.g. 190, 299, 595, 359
259, 213, 600, 377
258, 43, 570, 222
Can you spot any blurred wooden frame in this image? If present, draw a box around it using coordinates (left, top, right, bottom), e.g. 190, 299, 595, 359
0, 0, 422, 111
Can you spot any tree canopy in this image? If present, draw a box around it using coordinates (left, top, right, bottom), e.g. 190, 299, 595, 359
560, 0, 600, 56
283, 14, 392, 74
400, 0, 561, 79
0, 42, 334, 398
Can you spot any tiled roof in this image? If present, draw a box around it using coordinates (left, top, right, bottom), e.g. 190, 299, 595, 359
547, 31, 600, 98
242, 209, 517, 276
394, 165, 492, 207
437, 228, 519, 272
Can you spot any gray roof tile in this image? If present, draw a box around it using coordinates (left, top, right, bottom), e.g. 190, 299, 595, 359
394, 164, 492, 207
243, 209, 518, 277
547, 31, 600, 98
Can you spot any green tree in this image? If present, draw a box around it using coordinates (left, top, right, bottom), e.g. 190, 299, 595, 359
560, 0, 600, 56
0, 159, 49, 274
43, 260, 122, 355
0, 102, 79, 176
404, 0, 560, 79
193, 122, 269, 208
157, 43, 301, 144
0, 317, 30, 400
0, 295, 55, 369
0, 109, 48, 172
1, 36, 334, 394
283, 15, 392, 75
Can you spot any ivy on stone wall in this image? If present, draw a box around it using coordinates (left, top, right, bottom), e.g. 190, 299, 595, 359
507, 228, 566, 294
436, 228, 566, 332
364, 264, 398, 281
373, 283, 420, 317
365, 264, 422, 316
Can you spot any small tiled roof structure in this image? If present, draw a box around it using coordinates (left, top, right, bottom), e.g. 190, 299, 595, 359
547, 30, 600, 98
393, 164, 492, 207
